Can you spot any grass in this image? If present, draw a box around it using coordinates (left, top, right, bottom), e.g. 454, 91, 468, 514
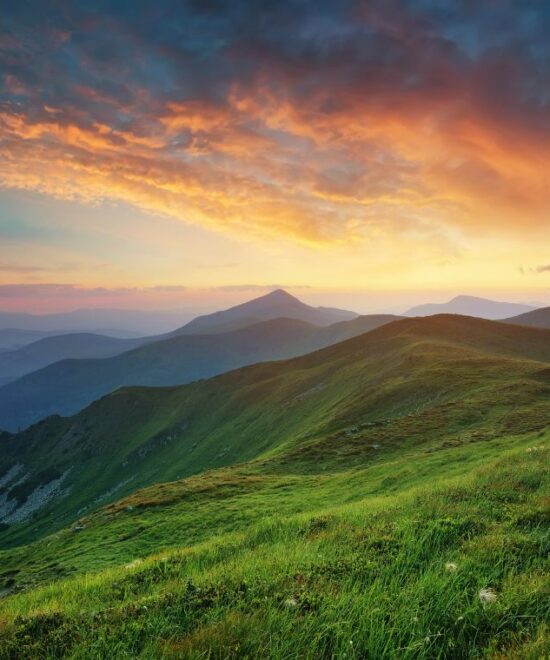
0, 434, 547, 658
0, 316, 548, 657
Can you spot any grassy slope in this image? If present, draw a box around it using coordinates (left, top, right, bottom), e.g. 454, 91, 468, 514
0, 315, 548, 657
0, 431, 547, 658
0, 314, 405, 546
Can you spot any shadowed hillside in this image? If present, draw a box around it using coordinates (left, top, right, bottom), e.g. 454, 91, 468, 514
504, 306, 550, 329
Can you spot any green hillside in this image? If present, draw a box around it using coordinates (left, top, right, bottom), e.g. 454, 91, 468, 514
0, 315, 548, 658
1, 315, 548, 548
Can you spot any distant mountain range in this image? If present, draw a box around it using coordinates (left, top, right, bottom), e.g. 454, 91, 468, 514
1, 313, 548, 548
404, 295, 535, 319
0, 290, 360, 387
0, 333, 147, 387
178, 288, 357, 334
1, 289, 548, 433
0, 313, 399, 432
0, 309, 191, 336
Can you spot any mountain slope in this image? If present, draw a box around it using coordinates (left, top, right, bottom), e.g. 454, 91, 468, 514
175, 289, 358, 334
0, 315, 548, 658
0, 315, 399, 432
0, 333, 148, 385
405, 295, 535, 319
0, 329, 63, 351
504, 305, 550, 329
0, 314, 548, 550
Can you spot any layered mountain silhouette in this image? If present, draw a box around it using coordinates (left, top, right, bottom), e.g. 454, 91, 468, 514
0, 309, 188, 337
173, 289, 358, 334
0, 290, 359, 386
404, 295, 535, 319
0, 333, 148, 387
1, 314, 548, 547
0, 314, 396, 432
0, 329, 68, 351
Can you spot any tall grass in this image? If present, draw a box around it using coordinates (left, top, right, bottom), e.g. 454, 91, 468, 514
0, 437, 547, 658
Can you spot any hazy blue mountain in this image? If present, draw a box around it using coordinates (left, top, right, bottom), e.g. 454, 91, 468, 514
0, 333, 149, 385
0, 309, 190, 336
175, 289, 358, 335
404, 295, 535, 320
0, 328, 62, 350
0, 314, 398, 432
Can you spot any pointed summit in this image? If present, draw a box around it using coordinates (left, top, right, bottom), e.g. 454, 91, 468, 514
261, 289, 300, 303
175, 289, 358, 335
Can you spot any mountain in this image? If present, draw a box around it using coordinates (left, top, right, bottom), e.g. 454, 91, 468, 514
504, 305, 550, 329
0, 313, 548, 547
175, 289, 358, 334
404, 295, 535, 319
0, 309, 190, 336
0, 315, 399, 431
0, 333, 149, 386
0, 328, 63, 350
0, 314, 547, 658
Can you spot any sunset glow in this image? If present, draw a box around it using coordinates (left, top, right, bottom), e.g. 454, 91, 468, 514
1, 1, 549, 312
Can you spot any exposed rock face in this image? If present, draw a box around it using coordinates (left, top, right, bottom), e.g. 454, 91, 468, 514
0, 467, 71, 524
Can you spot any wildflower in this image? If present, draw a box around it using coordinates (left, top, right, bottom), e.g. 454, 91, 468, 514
479, 588, 497, 605
445, 562, 458, 572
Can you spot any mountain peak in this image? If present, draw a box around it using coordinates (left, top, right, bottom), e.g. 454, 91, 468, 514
261, 289, 300, 303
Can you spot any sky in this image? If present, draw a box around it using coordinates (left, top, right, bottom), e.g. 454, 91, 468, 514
0, 0, 549, 314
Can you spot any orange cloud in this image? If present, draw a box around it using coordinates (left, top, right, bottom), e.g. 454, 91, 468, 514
0, 73, 549, 251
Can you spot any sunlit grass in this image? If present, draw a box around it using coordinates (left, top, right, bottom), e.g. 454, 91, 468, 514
0, 434, 547, 658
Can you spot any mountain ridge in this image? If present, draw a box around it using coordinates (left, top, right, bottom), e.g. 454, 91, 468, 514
0, 313, 548, 550
404, 294, 536, 319
504, 305, 550, 329
174, 289, 358, 335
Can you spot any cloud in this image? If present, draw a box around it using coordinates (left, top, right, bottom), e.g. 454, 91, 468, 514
0, 264, 50, 273
0, 1, 549, 245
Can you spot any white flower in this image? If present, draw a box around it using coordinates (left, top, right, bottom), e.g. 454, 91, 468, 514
479, 588, 497, 605
445, 562, 458, 572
